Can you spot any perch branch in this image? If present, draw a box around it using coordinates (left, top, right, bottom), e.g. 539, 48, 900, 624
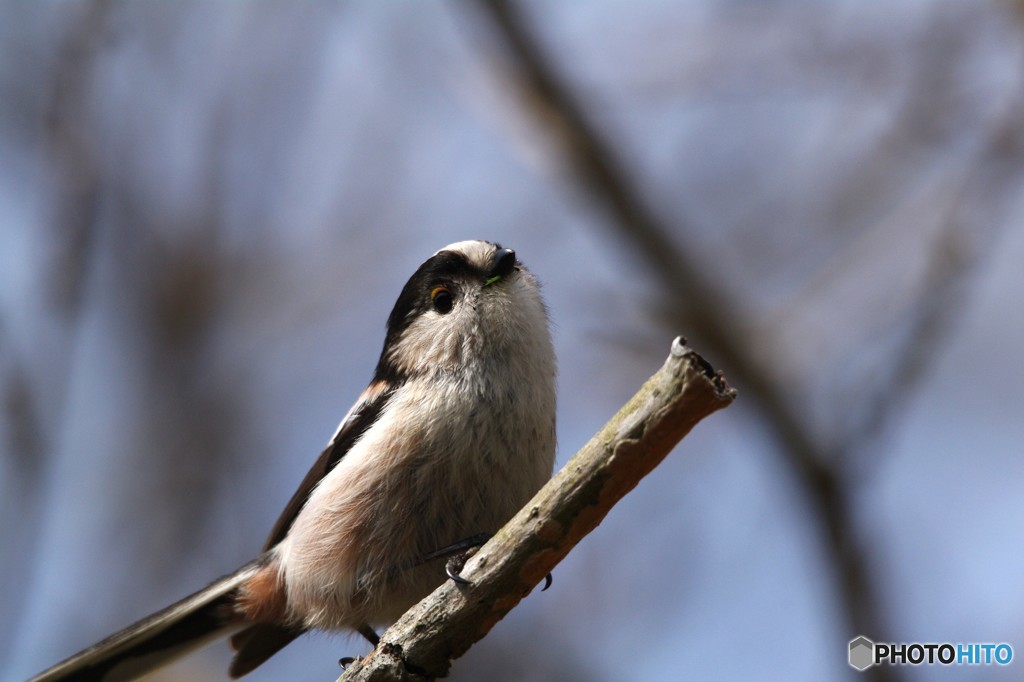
338, 337, 735, 681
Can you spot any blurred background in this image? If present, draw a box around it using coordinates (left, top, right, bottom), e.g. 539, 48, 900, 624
3, 1, 1024, 680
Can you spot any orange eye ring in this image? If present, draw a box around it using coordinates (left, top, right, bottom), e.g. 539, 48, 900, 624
431, 286, 454, 314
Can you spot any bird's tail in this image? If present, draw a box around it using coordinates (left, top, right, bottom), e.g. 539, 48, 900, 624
28, 559, 265, 682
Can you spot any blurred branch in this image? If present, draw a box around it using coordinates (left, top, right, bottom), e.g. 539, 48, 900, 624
340, 339, 735, 681
0, 326, 47, 662
0, 323, 46, 491
0, 0, 115, 661
841, 162, 1004, 456
787, 9, 1024, 453
44, 0, 113, 314
846, 230, 972, 452
469, 1, 917, 677
99, 81, 242, 577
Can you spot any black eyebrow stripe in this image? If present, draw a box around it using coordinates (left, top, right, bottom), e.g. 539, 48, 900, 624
373, 247, 496, 384
426, 250, 480, 279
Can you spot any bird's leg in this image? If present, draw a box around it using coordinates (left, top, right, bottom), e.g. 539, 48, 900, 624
357, 624, 380, 646
338, 624, 380, 669
422, 532, 493, 563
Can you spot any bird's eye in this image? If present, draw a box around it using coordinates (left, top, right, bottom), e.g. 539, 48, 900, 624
431, 286, 454, 314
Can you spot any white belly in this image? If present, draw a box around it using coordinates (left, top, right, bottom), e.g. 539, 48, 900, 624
274, 370, 555, 630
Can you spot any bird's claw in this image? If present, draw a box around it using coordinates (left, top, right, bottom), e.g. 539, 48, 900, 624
446, 556, 473, 585
429, 534, 553, 590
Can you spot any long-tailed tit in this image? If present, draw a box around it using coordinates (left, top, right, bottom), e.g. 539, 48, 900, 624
31, 240, 557, 681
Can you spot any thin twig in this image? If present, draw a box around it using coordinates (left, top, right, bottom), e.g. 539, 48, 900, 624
844, 86, 1024, 454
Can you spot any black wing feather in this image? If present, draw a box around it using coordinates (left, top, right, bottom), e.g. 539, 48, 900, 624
261, 381, 394, 551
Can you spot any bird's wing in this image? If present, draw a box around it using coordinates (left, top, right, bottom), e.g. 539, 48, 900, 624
261, 379, 394, 551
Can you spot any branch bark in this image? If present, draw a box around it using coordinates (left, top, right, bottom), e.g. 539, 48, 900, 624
338, 338, 735, 681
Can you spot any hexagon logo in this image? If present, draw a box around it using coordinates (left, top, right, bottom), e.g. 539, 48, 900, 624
849, 636, 875, 671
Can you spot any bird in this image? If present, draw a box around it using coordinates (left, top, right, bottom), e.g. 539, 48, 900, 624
30, 240, 557, 681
